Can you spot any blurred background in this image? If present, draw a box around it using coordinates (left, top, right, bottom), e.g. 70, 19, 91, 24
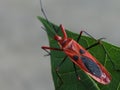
0, 0, 120, 90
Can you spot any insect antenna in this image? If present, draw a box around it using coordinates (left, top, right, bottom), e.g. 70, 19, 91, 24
40, 0, 59, 34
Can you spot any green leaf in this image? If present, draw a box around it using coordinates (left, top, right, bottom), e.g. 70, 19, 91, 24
38, 16, 120, 90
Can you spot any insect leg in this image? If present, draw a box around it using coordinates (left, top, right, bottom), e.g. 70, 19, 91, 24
77, 30, 119, 71
55, 56, 68, 89
73, 63, 81, 80
77, 30, 95, 43
85, 39, 120, 71
41, 46, 63, 56
85, 38, 105, 50
101, 44, 120, 71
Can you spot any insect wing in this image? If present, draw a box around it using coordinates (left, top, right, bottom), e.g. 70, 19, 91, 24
64, 40, 111, 84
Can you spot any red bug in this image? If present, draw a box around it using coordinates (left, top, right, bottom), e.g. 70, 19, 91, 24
39, 0, 112, 88
41, 24, 111, 85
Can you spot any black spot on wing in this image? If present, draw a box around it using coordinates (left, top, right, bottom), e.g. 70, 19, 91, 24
80, 56, 102, 77
79, 49, 85, 54
73, 55, 79, 61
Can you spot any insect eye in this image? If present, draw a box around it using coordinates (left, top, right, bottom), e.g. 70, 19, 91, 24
73, 55, 79, 61
79, 49, 85, 54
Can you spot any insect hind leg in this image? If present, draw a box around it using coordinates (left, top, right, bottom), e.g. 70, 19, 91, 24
73, 63, 81, 80
55, 56, 68, 89
85, 38, 120, 71
100, 44, 120, 71
76, 30, 119, 71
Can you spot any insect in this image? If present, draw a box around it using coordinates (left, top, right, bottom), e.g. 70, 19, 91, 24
39, 0, 114, 88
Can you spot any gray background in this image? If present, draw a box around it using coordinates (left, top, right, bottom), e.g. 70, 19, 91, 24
0, 0, 120, 90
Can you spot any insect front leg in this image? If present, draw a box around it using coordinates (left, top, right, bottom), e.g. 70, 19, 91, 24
42, 46, 68, 88
76, 30, 96, 43
41, 46, 63, 56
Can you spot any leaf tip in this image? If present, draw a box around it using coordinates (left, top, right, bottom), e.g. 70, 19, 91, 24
37, 16, 42, 21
